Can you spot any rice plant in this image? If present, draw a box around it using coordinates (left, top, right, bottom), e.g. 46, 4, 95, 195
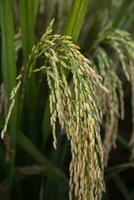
0, 0, 134, 200
92, 25, 134, 165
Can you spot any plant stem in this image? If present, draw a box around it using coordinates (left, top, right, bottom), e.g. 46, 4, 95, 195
19, 0, 39, 142
0, 0, 17, 197
19, 0, 35, 64
64, 0, 89, 42
0, 0, 16, 98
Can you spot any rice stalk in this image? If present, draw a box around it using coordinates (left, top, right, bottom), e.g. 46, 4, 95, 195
0, 0, 17, 197
64, 0, 89, 42
1, 21, 105, 200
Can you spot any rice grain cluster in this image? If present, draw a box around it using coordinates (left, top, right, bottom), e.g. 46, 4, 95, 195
1, 21, 105, 200
93, 24, 134, 164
